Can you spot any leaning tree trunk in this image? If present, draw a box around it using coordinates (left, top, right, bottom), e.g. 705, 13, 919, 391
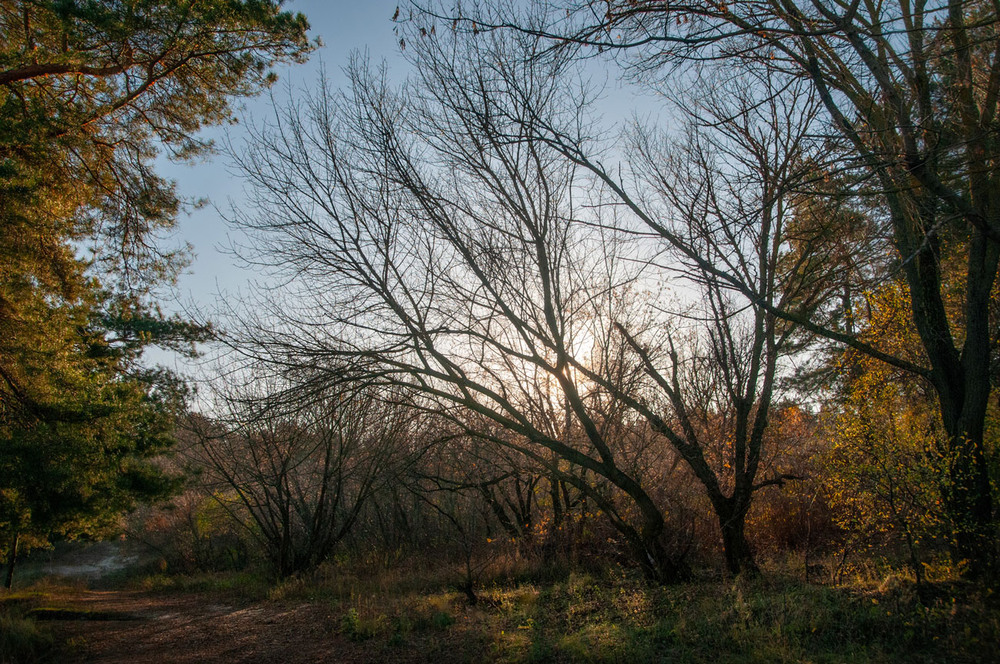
603, 480, 690, 584
632, 530, 690, 585
4, 532, 19, 590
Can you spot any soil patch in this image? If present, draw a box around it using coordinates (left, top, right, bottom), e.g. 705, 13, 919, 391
45, 590, 346, 664
28, 608, 143, 621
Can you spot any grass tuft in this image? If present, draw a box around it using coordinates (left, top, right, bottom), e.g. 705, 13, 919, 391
132, 570, 271, 601
0, 609, 55, 664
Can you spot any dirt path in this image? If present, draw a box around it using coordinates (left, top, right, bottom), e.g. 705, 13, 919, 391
16, 544, 485, 663
42, 590, 347, 663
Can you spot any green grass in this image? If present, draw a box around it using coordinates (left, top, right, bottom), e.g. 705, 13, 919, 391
461, 568, 995, 663
0, 583, 71, 664
307, 557, 997, 663
131, 570, 272, 601
179, 554, 992, 664
0, 609, 55, 664
24, 552, 1000, 663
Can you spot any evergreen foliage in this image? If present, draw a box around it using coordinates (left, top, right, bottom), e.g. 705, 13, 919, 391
0, 0, 313, 582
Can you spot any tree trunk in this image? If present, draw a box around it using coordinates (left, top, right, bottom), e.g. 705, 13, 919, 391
900, 204, 997, 577
930, 295, 995, 578
718, 502, 759, 577
634, 534, 689, 584
942, 420, 994, 577
4, 532, 19, 590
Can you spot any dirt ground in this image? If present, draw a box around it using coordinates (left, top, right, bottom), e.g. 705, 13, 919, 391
41, 589, 348, 664
16, 543, 351, 663
11, 543, 486, 663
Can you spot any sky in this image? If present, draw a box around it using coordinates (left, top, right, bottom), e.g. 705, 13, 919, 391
150, 0, 659, 379
157, 1, 405, 321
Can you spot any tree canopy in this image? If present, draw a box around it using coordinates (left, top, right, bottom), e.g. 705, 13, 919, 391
437, 0, 1000, 577
0, 0, 313, 580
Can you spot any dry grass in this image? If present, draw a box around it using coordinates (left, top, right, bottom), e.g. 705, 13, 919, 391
4, 552, 998, 663
235, 554, 1000, 663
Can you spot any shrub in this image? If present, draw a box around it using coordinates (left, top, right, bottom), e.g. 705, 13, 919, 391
0, 610, 54, 664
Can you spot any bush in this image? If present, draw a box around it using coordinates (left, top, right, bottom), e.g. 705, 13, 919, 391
127, 492, 249, 574
0, 609, 54, 664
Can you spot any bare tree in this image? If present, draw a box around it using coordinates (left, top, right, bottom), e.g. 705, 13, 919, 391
223, 23, 831, 577
448, 0, 1000, 576
552, 68, 830, 574
226, 34, 694, 580
185, 376, 413, 577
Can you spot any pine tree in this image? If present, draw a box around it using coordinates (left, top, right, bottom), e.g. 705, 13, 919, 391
0, 1, 313, 585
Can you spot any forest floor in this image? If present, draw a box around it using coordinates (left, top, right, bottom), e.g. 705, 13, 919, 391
5, 578, 488, 664
26, 587, 344, 664
2, 547, 999, 663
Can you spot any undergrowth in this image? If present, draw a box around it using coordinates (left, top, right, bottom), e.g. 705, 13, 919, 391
0, 580, 82, 664
131, 570, 272, 601
16, 551, 999, 663
194, 554, 998, 663
0, 609, 55, 664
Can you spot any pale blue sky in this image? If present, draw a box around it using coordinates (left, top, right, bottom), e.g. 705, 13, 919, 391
151, 0, 660, 378
159, 1, 404, 313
